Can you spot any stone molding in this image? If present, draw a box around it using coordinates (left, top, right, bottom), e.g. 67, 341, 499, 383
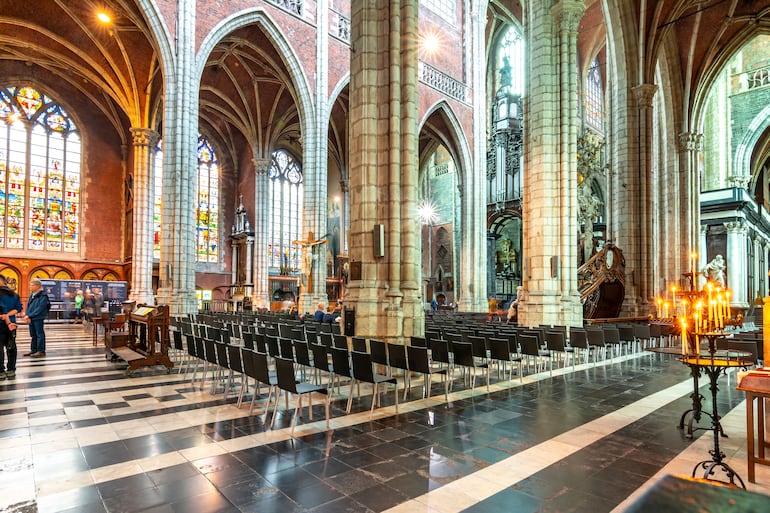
726, 174, 751, 189
631, 83, 658, 109
678, 132, 703, 152
724, 220, 747, 234
129, 127, 160, 148
253, 157, 272, 175
552, 0, 585, 33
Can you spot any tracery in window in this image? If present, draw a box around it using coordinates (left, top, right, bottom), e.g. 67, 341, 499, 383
268, 149, 303, 271
585, 57, 603, 131
153, 135, 220, 263
0, 85, 80, 253
421, 0, 456, 25
196, 137, 219, 262
496, 26, 524, 96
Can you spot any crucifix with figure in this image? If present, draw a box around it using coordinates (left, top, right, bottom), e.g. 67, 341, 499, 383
292, 231, 327, 295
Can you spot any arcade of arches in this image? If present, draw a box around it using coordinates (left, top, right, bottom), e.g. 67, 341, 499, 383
2, 1, 770, 331
4, 1, 770, 512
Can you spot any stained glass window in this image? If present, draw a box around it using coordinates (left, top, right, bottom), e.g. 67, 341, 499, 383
0, 85, 80, 253
196, 137, 219, 263
153, 135, 220, 263
153, 140, 163, 260
585, 57, 603, 131
497, 26, 524, 96
269, 149, 303, 271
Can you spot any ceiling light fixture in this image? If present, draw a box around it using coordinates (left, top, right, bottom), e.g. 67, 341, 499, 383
97, 12, 112, 24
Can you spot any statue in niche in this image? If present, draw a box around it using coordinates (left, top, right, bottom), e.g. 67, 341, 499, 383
702, 254, 726, 288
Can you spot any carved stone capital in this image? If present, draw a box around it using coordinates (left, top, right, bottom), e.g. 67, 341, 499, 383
724, 220, 746, 234
700, 224, 709, 236
631, 84, 658, 109
678, 132, 703, 152
339, 179, 348, 193
726, 174, 751, 190
253, 157, 272, 175
129, 127, 160, 148
552, 0, 585, 33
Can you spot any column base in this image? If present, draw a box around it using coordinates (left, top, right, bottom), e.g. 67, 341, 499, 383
518, 291, 582, 327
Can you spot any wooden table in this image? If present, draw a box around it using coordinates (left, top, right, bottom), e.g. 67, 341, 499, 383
737, 369, 770, 483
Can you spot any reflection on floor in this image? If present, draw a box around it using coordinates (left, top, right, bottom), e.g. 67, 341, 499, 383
0, 325, 768, 513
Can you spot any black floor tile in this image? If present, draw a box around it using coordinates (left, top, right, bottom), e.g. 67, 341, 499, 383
349, 483, 407, 512
96, 473, 155, 499
146, 462, 201, 486
169, 491, 237, 513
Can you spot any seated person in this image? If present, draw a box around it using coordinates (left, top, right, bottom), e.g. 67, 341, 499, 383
322, 306, 336, 323
313, 303, 325, 322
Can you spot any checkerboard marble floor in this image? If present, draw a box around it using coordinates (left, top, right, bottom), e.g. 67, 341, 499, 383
1, 325, 769, 513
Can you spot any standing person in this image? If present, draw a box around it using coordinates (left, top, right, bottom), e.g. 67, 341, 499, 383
23, 278, 50, 358
92, 287, 105, 316
72, 289, 84, 324
0, 275, 23, 379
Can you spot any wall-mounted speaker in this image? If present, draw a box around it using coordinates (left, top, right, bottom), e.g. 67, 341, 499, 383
373, 224, 385, 258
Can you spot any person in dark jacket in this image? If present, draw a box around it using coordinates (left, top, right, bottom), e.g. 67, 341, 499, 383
0, 275, 23, 379
313, 303, 325, 322
23, 278, 50, 358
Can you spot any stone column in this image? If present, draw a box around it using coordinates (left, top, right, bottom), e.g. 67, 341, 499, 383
129, 128, 160, 304
678, 132, 703, 277
340, 179, 348, 254
231, 240, 238, 285
245, 236, 254, 297
553, 0, 583, 320
519, 0, 583, 327
347, 0, 420, 341
252, 157, 271, 309
699, 224, 708, 290
725, 220, 748, 308
760, 242, 770, 297
631, 83, 657, 309
300, 0, 330, 313
156, 0, 197, 314
487, 232, 497, 300
458, 0, 489, 314
754, 236, 762, 303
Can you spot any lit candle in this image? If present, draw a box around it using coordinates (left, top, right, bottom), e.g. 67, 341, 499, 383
656, 297, 662, 318
681, 299, 688, 319
664, 302, 670, 319
726, 290, 732, 319
681, 318, 688, 355
694, 312, 700, 334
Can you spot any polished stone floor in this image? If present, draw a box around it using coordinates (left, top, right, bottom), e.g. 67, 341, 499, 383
1, 325, 768, 513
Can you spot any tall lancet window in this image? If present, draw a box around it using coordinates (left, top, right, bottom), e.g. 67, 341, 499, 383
152, 135, 220, 262
268, 149, 303, 271
0, 86, 80, 253
585, 57, 603, 131
196, 137, 219, 262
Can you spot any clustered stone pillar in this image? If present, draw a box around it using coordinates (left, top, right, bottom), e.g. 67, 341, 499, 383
297, 0, 331, 314
678, 132, 703, 281
519, 0, 583, 327
725, 220, 749, 308
252, 157, 271, 309
461, 0, 490, 314
347, 0, 422, 341
129, 127, 160, 304
156, 0, 197, 314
